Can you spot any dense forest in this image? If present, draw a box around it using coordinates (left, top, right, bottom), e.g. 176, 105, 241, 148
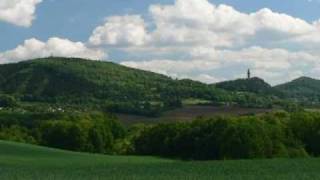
0, 111, 125, 153
1, 110, 320, 160
131, 111, 315, 160
275, 77, 320, 106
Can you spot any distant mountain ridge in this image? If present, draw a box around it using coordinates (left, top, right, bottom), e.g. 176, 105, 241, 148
215, 76, 320, 106
0, 57, 224, 115
0, 57, 319, 114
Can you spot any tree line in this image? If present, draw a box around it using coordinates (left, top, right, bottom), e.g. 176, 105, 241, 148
0, 112, 125, 153
1, 110, 320, 160
130, 112, 310, 160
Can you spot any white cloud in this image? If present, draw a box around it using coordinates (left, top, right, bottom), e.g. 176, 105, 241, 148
149, 1, 254, 47
2, 0, 319, 85
0, 0, 42, 27
121, 46, 320, 85
0, 37, 106, 63
87, 0, 316, 49
148, 0, 316, 48
89, 15, 148, 46
252, 8, 313, 35
89, 0, 320, 50
112, 0, 320, 85
190, 74, 225, 84
121, 58, 220, 75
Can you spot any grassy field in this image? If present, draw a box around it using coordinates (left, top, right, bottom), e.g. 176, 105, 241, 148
0, 141, 320, 180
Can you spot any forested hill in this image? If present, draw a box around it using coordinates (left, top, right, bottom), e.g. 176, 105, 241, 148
214, 77, 275, 94
0, 57, 319, 115
0, 57, 225, 115
275, 77, 320, 105
0, 57, 173, 99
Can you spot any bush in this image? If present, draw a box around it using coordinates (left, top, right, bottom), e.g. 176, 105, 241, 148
288, 112, 320, 156
0, 111, 125, 154
0, 95, 18, 108
0, 125, 36, 144
39, 114, 124, 153
132, 113, 309, 160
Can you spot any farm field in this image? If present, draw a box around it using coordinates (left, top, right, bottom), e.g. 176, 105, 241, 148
0, 140, 319, 180
117, 105, 272, 125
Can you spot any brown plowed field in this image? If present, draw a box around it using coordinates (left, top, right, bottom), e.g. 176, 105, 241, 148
117, 105, 272, 125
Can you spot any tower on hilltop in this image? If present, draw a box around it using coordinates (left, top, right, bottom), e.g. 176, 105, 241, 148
247, 69, 251, 79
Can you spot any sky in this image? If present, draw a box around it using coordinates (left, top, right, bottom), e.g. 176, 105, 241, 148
0, 0, 320, 85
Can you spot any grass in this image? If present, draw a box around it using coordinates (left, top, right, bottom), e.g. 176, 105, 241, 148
0, 141, 320, 180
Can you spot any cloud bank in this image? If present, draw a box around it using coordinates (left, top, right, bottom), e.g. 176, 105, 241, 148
1, 0, 320, 85
0, 0, 42, 27
88, 0, 319, 85
0, 38, 106, 64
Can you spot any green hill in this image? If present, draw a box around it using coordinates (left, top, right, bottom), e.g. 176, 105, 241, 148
1, 140, 320, 180
2, 57, 280, 115
0, 57, 219, 115
0, 57, 316, 114
0, 57, 173, 102
275, 77, 320, 105
215, 77, 275, 94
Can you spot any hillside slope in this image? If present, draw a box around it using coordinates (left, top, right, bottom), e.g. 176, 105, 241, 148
215, 77, 275, 94
0, 57, 316, 114
1, 140, 320, 180
275, 77, 320, 105
0, 57, 173, 101
0, 57, 220, 115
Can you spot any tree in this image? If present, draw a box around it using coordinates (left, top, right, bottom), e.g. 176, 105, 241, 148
0, 95, 18, 108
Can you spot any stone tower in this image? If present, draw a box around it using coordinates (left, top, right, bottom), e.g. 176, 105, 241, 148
247, 69, 251, 79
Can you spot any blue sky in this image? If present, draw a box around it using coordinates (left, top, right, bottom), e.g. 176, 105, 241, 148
0, 0, 320, 85
1, 0, 319, 51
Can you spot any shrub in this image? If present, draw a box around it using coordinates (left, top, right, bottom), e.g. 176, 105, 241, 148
288, 112, 320, 156
0, 125, 36, 144
0, 95, 18, 108
132, 113, 309, 160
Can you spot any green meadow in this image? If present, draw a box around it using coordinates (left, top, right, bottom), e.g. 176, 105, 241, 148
0, 140, 319, 180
